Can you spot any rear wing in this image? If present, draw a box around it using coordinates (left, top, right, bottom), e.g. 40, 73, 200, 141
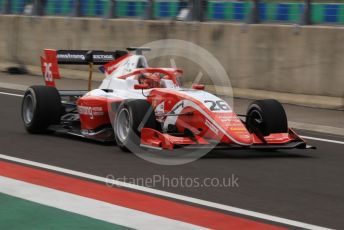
40, 49, 128, 89
56, 50, 128, 65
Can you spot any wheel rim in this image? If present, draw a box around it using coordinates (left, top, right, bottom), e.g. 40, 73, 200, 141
250, 110, 263, 125
247, 109, 264, 132
23, 94, 34, 124
116, 108, 130, 142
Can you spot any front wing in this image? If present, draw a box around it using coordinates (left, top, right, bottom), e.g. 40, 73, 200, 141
140, 128, 315, 150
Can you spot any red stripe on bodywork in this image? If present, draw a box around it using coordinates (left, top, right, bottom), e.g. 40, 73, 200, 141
0, 160, 284, 230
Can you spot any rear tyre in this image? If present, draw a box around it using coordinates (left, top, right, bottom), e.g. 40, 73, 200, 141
246, 99, 288, 136
21, 86, 62, 133
114, 100, 159, 152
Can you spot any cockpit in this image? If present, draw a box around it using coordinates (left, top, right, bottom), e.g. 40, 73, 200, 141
103, 53, 183, 90
133, 57, 182, 89
136, 71, 182, 89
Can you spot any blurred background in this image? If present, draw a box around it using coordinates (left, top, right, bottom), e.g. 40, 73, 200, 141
1, 0, 344, 25
0, 1, 343, 108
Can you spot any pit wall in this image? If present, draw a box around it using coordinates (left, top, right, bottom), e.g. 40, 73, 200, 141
0, 15, 343, 97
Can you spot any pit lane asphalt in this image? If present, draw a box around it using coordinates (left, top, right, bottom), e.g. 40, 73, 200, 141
0, 88, 343, 229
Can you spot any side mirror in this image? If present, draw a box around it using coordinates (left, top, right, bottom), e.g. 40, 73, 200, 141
134, 84, 149, 90
192, 84, 205, 90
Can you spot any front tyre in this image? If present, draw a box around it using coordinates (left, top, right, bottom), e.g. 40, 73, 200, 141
246, 99, 288, 136
114, 100, 158, 152
21, 86, 62, 133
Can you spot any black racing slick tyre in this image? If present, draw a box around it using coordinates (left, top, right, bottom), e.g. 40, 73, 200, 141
114, 100, 159, 152
246, 99, 288, 136
21, 86, 62, 133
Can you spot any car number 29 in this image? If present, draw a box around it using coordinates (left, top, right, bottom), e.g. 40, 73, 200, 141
204, 100, 230, 111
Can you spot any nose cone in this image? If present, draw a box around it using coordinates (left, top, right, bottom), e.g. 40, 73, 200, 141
215, 113, 253, 146
227, 125, 253, 145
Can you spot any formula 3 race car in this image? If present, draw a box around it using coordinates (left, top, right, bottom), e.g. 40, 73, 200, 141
21, 47, 315, 151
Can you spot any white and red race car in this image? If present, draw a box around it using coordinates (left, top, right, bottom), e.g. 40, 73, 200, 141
21, 48, 314, 151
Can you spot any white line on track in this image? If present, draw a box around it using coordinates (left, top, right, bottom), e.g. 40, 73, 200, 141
301, 136, 344, 145
0, 91, 23, 97
0, 154, 333, 230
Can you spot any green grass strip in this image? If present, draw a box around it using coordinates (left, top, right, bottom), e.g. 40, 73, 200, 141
0, 193, 131, 230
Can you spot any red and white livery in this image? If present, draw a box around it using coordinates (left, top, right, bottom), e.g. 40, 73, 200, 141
21, 48, 315, 151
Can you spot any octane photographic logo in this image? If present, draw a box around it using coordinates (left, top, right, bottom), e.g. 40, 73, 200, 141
110, 39, 233, 165
105, 174, 239, 189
